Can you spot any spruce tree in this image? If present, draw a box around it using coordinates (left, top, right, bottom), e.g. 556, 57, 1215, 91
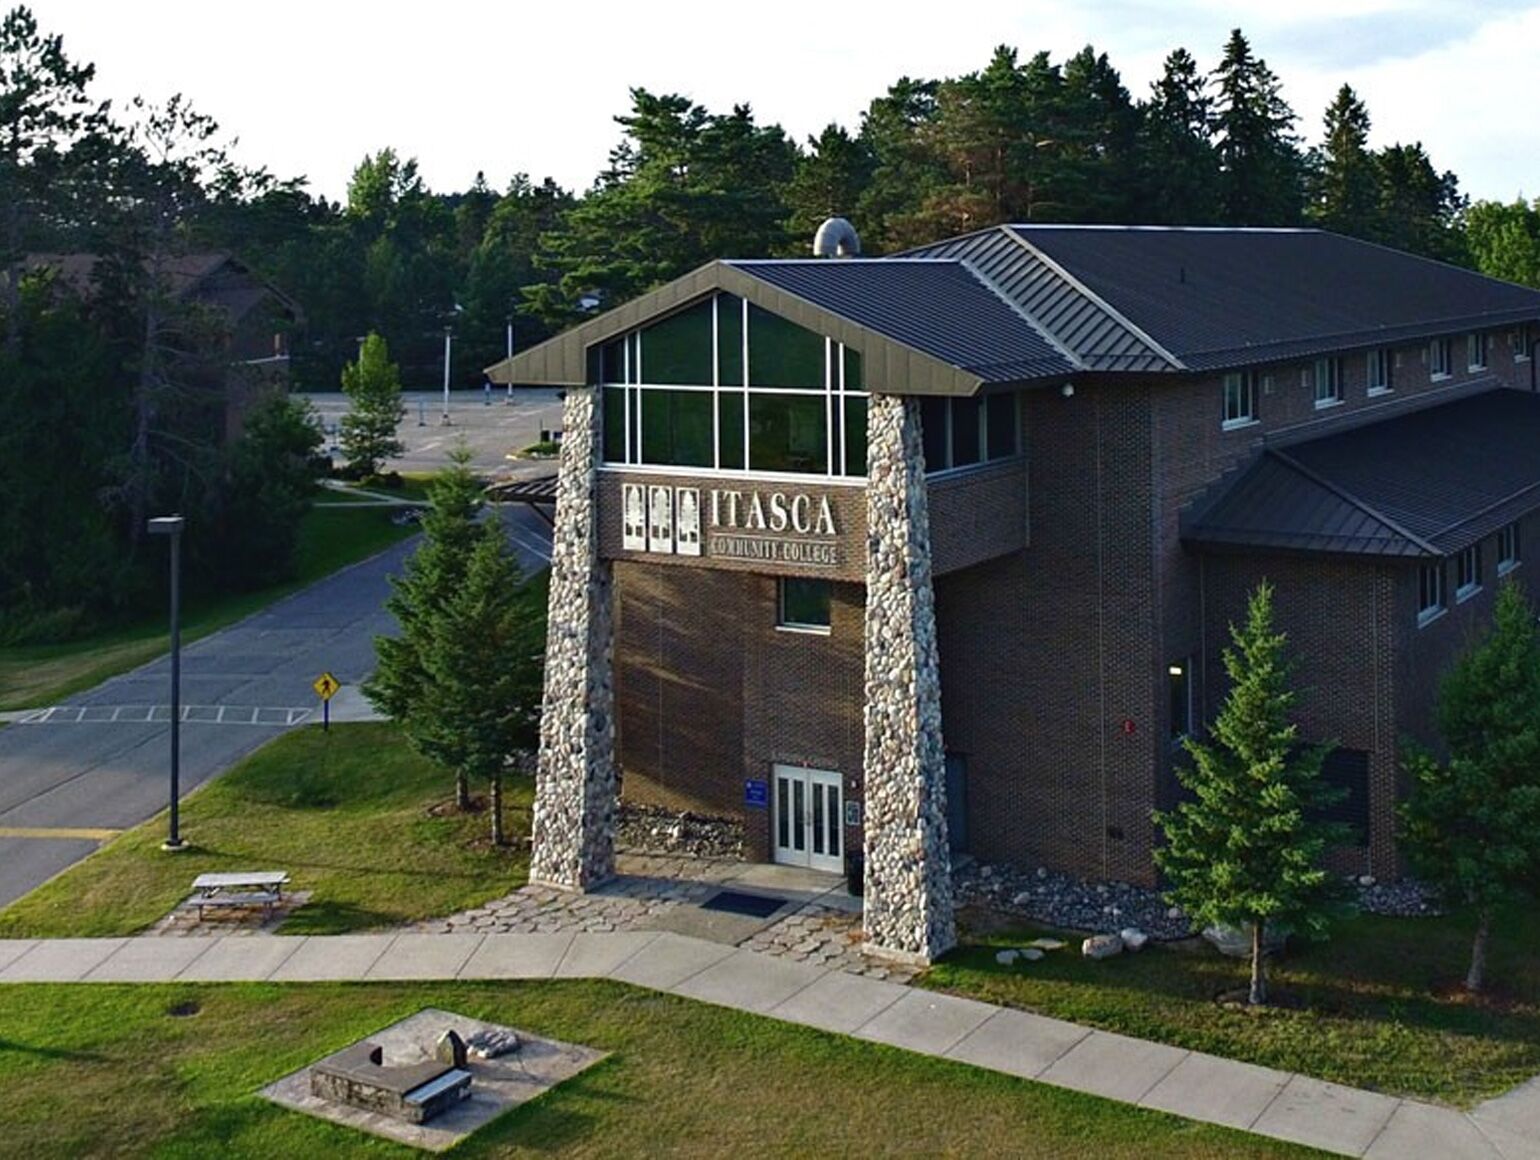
416, 522, 545, 845
365, 447, 484, 809
339, 331, 405, 479
1154, 582, 1349, 1006
1401, 582, 1540, 994
1138, 47, 1220, 224
1210, 29, 1304, 226
1311, 85, 1378, 238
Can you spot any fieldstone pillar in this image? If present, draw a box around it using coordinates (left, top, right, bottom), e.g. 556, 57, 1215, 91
862, 393, 956, 963
529, 387, 616, 890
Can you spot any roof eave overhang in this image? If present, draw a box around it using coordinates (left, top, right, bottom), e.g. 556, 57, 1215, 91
485, 261, 987, 397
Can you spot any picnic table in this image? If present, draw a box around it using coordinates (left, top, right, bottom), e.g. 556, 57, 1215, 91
189, 871, 290, 919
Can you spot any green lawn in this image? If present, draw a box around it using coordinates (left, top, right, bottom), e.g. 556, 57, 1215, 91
0, 723, 529, 938
925, 909, 1540, 1107
0, 980, 1321, 1159
0, 505, 417, 710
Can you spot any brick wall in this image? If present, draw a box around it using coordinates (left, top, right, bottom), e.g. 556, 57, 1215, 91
928, 458, 1028, 575
612, 561, 865, 861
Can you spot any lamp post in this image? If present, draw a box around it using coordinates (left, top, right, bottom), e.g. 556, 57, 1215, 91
147, 515, 186, 851
505, 314, 514, 404
441, 325, 453, 425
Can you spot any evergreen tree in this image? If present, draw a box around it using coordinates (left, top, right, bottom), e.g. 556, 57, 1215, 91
1056, 46, 1139, 223
339, 331, 405, 478
1154, 582, 1350, 1006
1311, 85, 1378, 238
1373, 143, 1466, 263
856, 76, 947, 252
365, 448, 485, 809
1138, 48, 1220, 224
1401, 582, 1540, 994
1210, 29, 1304, 226
416, 522, 544, 844
783, 124, 875, 249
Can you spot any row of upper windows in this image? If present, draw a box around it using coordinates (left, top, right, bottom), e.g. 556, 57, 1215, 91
1417, 523, 1522, 627
1221, 325, 1534, 430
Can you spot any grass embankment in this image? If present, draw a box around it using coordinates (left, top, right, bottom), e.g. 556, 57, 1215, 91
0, 980, 1319, 1159
926, 910, 1540, 1107
0, 722, 529, 938
0, 505, 417, 710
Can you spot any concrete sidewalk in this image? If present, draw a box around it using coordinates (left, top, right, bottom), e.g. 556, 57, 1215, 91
0, 932, 1532, 1159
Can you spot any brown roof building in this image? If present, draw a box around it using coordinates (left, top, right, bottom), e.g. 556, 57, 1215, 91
490, 224, 1540, 963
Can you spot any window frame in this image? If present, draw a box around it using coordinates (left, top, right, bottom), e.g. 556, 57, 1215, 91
922, 392, 1022, 477
777, 577, 832, 635
1514, 325, 1532, 363
1312, 356, 1343, 409
1455, 545, 1482, 602
1468, 332, 1489, 372
1366, 348, 1392, 396
1221, 371, 1257, 430
1430, 337, 1453, 380
1498, 523, 1521, 575
1417, 561, 1446, 627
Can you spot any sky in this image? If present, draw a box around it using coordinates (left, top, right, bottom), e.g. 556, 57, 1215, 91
33, 0, 1540, 206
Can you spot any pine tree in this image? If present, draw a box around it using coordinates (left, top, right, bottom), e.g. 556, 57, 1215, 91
784, 124, 875, 248
365, 447, 484, 809
1154, 582, 1350, 1006
1311, 85, 1378, 238
339, 331, 405, 479
416, 522, 544, 845
1138, 47, 1220, 225
1210, 30, 1304, 226
1401, 582, 1540, 994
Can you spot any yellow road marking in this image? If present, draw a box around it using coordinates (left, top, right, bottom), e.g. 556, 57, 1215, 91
0, 826, 121, 841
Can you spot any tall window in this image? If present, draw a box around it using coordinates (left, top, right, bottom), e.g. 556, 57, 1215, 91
778, 577, 831, 632
1222, 371, 1256, 428
1168, 658, 1192, 743
597, 293, 868, 478
1366, 348, 1392, 395
1513, 325, 1532, 362
1456, 545, 1482, 600
1430, 337, 1453, 378
1498, 523, 1521, 574
1418, 562, 1445, 626
1468, 332, 1489, 371
1312, 357, 1343, 408
918, 393, 1020, 474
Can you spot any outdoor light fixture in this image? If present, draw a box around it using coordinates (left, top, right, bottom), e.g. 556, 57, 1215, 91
1061, 382, 1075, 398
147, 515, 187, 852
1168, 664, 1185, 676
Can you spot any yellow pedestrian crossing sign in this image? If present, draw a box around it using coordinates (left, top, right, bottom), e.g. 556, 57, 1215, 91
313, 672, 340, 701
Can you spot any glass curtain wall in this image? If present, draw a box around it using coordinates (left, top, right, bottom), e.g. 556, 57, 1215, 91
596, 293, 868, 478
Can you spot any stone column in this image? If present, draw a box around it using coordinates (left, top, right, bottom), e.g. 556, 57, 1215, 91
861, 393, 956, 963
529, 387, 616, 891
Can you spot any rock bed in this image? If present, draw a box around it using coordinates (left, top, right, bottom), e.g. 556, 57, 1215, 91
1353, 876, 1443, 917
615, 802, 744, 861
955, 862, 1194, 940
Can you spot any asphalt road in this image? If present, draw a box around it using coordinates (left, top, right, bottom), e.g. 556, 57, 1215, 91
0, 506, 553, 909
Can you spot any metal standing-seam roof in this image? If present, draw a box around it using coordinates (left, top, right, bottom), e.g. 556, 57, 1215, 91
1185, 388, 1540, 557
724, 258, 1077, 384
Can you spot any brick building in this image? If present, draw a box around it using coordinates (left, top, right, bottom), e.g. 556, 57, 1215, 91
491, 225, 1540, 961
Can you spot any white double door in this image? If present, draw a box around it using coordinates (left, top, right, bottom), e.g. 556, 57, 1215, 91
772, 764, 844, 874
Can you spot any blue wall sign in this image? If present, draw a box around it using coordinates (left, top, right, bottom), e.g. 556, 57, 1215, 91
744, 779, 768, 808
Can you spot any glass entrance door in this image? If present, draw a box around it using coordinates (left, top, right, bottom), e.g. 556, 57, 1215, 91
772, 765, 843, 874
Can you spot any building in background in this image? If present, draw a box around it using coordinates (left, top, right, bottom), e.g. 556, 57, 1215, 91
491, 224, 1540, 962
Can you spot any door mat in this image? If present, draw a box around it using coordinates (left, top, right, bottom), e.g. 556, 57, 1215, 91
699, 890, 788, 919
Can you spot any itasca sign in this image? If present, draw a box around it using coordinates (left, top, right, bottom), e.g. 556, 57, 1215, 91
622, 483, 840, 567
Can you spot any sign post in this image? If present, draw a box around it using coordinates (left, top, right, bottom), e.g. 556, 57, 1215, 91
313, 671, 340, 732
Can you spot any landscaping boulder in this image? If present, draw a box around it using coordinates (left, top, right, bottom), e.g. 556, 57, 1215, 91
1119, 927, 1149, 952
1202, 922, 1288, 959
1082, 933, 1123, 959
1019, 947, 1044, 961
436, 1030, 468, 1068
995, 949, 1020, 966
1028, 937, 1066, 951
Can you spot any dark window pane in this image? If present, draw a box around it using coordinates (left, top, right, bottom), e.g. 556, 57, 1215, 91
749, 393, 827, 474
842, 345, 863, 390
780, 578, 831, 628
1168, 660, 1189, 740
987, 392, 1017, 458
921, 397, 949, 471
602, 387, 627, 463
641, 300, 713, 385
952, 396, 982, 467
718, 294, 744, 386
601, 338, 625, 384
749, 304, 825, 388
640, 389, 713, 468
628, 388, 641, 460
718, 392, 745, 469
586, 344, 602, 385
844, 396, 868, 477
